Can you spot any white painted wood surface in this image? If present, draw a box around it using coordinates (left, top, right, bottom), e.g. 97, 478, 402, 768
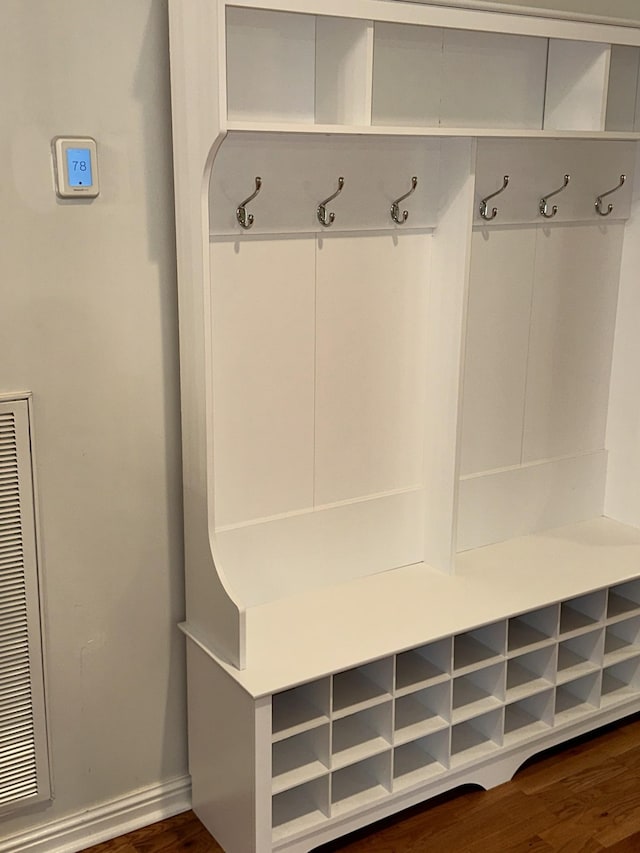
544, 40, 610, 131
315, 233, 429, 504
606, 45, 640, 131
315, 17, 373, 126
210, 238, 315, 528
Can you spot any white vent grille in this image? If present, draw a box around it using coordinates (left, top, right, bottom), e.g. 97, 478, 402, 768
0, 398, 50, 813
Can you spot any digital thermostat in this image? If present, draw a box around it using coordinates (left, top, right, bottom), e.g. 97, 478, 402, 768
52, 137, 100, 199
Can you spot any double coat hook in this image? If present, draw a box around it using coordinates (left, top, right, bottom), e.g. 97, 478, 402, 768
480, 175, 509, 221
236, 177, 262, 229
317, 177, 345, 227
595, 174, 626, 217
391, 177, 418, 224
540, 174, 570, 219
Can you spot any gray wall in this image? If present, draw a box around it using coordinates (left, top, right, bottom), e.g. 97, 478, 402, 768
474, 0, 640, 21
1, 0, 187, 839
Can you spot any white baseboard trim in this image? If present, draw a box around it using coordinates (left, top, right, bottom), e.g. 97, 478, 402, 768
0, 775, 192, 853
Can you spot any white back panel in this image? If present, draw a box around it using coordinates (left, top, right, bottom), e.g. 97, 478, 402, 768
315, 17, 373, 125
460, 228, 536, 476
210, 239, 315, 528
544, 40, 610, 131
523, 223, 624, 463
606, 45, 640, 131
314, 233, 430, 505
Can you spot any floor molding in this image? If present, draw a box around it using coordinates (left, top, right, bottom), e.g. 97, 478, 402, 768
0, 775, 192, 853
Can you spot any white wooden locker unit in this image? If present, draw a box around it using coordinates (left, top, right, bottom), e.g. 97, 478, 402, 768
168, 1, 640, 850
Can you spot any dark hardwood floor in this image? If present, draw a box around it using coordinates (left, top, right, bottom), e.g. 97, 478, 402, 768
85, 714, 640, 852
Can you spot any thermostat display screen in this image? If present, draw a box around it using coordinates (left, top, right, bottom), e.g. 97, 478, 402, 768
66, 148, 93, 187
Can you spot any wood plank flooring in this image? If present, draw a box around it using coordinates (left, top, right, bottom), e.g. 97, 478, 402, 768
85, 713, 640, 853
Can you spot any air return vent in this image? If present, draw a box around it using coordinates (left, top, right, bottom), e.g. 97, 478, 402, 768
0, 397, 50, 813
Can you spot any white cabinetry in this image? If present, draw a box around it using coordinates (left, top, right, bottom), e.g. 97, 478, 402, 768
168, 1, 640, 850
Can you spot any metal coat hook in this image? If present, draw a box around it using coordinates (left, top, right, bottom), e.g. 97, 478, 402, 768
539, 174, 570, 219
391, 176, 418, 224
479, 175, 509, 221
317, 177, 344, 227
236, 176, 262, 229
595, 174, 626, 217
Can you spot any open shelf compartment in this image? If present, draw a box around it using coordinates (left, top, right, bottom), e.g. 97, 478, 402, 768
554, 672, 601, 723
506, 646, 556, 703
504, 690, 554, 746
394, 682, 451, 745
607, 580, 640, 622
453, 622, 506, 674
559, 591, 606, 638
272, 776, 330, 843
331, 703, 392, 770
272, 725, 330, 795
330, 752, 392, 818
601, 657, 640, 707
452, 663, 505, 724
393, 730, 450, 790
332, 659, 393, 719
508, 606, 558, 655
557, 629, 604, 685
395, 638, 452, 696
604, 616, 640, 665
272, 678, 330, 742
450, 709, 503, 768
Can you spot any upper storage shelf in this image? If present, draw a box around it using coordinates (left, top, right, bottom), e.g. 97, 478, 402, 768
224, 3, 640, 137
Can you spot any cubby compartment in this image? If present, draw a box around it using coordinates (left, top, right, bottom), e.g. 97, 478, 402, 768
606, 45, 640, 132
394, 682, 450, 745
506, 646, 556, 703
272, 776, 330, 842
544, 39, 610, 131
450, 709, 503, 767
504, 691, 554, 746
453, 623, 505, 674
272, 679, 330, 741
452, 663, 505, 724
508, 607, 558, 655
371, 23, 547, 129
554, 672, 601, 723
395, 639, 451, 696
272, 726, 330, 794
559, 592, 606, 638
607, 581, 640, 622
225, 8, 372, 126
601, 658, 640, 707
393, 731, 449, 790
332, 659, 393, 718
557, 629, 603, 684
330, 752, 392, 817
331, 703, 392, 770
604, 616, 640, 665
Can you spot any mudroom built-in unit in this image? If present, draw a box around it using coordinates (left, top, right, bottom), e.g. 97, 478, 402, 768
168, 1, 640, 850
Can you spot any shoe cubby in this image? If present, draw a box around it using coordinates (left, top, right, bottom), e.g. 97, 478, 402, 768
394, 682, 450, 745
395, 638, 452, 696
506, 646, 556, 703
331, 703, 392, 770
332, 659, 393, 719
450, 708, 503, 768
559, 591, 606, 638
554, 672, 601, 723
453, 623, 506, 674
557, 629, 604, 685
330, 752, 392, 818
601, 658, 640, 707
452, 662, 505, 724
504, 690, 554, 746
507, 606, 558, 655
393, 731, 450, 790
272, 726, 330, 795
607, 580, 640, 623
272, 776, 330, 843
272, 678, 330, 742
604, 616, 640, 666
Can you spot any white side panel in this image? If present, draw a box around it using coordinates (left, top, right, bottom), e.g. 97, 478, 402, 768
522, 223, 623, 463
314, 233, 430, 505
424, 139, 476, 573
215, 491, 424, 608
457, 451, 607, 552
441, 30, 547, 129
544, 40, 610, 131
606, 146, 640, 527
460, 227, 536, 476
371, 23, 443, 127
605, 45, 640, 132
315, 17, 373, 126
210, 238, 315, 528
186, 640, 270, 853
225, 8, 316, 123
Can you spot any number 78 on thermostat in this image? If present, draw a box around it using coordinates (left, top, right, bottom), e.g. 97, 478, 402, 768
53, 137, 100, 198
